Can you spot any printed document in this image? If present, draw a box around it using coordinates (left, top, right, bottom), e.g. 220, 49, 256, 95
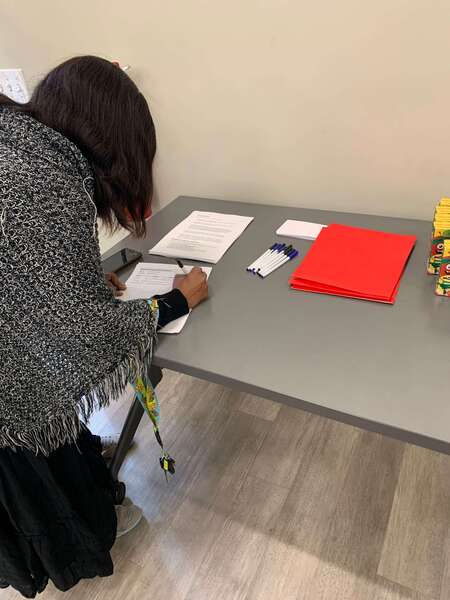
149, 211, 254, 263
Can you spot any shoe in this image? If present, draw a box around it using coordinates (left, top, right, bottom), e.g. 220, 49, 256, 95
101, 434, 135, 460
115, 502, 143, 538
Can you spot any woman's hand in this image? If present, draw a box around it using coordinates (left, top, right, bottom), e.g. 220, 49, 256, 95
173, 267, 208, 308
105, 272, 127, 297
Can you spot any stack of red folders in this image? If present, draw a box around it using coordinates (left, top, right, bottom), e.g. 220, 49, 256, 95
289, 224, 416, 304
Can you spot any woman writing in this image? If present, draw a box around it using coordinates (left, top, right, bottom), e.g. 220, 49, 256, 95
0, 55, 208, 597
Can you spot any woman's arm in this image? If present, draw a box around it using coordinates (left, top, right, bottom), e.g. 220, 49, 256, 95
152, 267, 209, 327
105, 273, 190, 328
154, 289, 189, 328
106, 268, 207, 329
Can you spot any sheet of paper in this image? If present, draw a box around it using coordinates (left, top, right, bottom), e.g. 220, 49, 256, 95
120, 262, 212, 334
149, 211, 254, 264
0, 69, 29, 103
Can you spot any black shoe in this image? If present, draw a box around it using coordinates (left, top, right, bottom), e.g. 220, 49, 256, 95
0, 580, 9, 589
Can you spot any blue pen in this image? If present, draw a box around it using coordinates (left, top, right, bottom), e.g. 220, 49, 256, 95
247, 243, 284, 272
258, 248, 299, 278
254, 243, 287, 273
257, 244, 293, 273
246, 243, 277, 271
258, 248, 298, 277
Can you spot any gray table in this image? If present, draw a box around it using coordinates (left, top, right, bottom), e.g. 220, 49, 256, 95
106, 195, 450, 461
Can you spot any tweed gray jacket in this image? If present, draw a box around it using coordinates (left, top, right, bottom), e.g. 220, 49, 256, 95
0, 106, 157, 454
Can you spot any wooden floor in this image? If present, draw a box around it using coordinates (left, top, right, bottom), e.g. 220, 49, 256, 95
2, 370, 450, 600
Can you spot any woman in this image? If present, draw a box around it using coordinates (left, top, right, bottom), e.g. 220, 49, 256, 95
0, 56, 208, 597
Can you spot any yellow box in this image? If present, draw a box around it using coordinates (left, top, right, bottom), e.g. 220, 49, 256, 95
427, 226, 450, 274
436, 240, 450, 295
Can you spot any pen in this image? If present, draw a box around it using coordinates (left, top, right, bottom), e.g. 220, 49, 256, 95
257, 245, 293, 273
247, 243, 282, 272
259, 249, 299, 277
246, 243, 280, 272
174, 258, 189, 274
253, 244, 286, 273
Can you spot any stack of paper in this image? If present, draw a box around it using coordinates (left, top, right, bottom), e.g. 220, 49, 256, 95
149, 211, 254, 264
121, 262, 212, 333
276, 220, 326, 241
289, 224, 416, 304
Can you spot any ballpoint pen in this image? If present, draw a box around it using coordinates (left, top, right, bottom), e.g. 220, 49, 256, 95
258, 249, 299, 277
174, 258, 188, 274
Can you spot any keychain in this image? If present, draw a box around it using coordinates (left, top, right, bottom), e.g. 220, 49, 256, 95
160, 453, 176, 482
153, 422, 176, 482
134, 375, 176, 482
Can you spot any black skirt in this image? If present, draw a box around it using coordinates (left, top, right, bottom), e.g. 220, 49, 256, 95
0, 427, 117, 598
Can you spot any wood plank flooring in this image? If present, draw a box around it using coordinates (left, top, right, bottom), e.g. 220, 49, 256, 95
2, 371, 450, 600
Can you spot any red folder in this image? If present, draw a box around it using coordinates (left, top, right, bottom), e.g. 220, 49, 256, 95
289, 224, 416, 303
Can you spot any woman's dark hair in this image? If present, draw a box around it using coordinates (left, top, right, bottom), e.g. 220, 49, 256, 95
0, 55, 156, 236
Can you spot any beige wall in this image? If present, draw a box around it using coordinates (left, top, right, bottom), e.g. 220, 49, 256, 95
2, 0, 450, 240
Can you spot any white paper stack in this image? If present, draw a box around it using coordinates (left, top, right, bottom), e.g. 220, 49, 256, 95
276, 220, 326, 241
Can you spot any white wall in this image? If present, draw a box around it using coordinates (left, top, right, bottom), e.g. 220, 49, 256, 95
2, 0, 450, 239
96, 223, 129, 254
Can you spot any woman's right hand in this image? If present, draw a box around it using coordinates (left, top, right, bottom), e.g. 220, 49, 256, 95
173, 267, 208, 309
